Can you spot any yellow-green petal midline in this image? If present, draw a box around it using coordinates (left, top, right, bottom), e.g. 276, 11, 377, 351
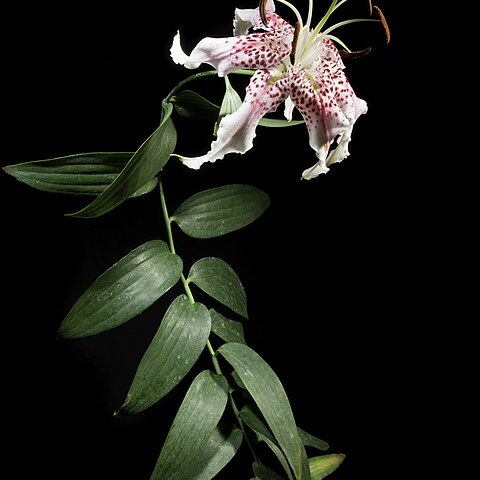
322, 18, 378, 36
276, 0, 304, 28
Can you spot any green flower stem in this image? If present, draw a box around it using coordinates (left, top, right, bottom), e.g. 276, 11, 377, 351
158, 178, 258, 462
164, 69, 254, 104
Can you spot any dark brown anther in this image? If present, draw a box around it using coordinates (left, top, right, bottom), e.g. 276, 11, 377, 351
259, 0, 268, 27
339, 47, 372, 59
290, 21, 301, 63
373, 5, 391, 43
367, 0, 373, 16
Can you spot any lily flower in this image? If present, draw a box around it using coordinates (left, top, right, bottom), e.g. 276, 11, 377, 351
171, 0, 372, 179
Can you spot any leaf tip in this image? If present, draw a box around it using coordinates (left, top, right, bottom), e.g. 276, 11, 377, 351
114, 394, 132, 417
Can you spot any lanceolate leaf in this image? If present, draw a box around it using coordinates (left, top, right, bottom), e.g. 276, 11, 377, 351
188, 258, 248, 318
59, 240, 182, 339
68, 103, 176, 218
3, 152, 133, 195
171, 89, 304, 128
308, 455, 345, 480
171, 184, 270, 239
253, 463, 287, 480
298, 428, 330, 452
210, 309, 246, 344
240, 405, 293, 480
171, 90, 219, 120
219, 343, 310, 480
119, 295, 211, 415
150, 370, 228, 480
189, 424, 243, 480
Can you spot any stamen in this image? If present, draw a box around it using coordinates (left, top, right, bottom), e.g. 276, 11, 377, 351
276, 0, 304, 28
373, 5, 391, 43
339, 47, 372, 59
322, 18, 378, 36
259, 0, 268, 27
367, 0, 373, 16
290, 22, 301, 64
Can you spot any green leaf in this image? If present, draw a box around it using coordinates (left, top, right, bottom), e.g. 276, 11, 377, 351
309, 455, 345, 480
118, 295, 211, 415
219, 343, 310, 480
240, 404, 293, 480
170, 89, 303, 129
68, 103, 176, 218
150, 370, 228, 480
171, 90, 219, 120
253, 463, 287, 480
298, 428, 330, 452
258, 118, 304, 128
3, 152, 133, 195
130, 176, 159, 198
210, 309, 245, 344
188, 257, 248, 318
171, 184, 270, 239
189, 424, 243, 480
240, 404, 275, 443
59, 240, 182, 339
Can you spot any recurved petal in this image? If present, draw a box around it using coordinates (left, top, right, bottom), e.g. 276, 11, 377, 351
234, 0, 276, 35
181, 68, 290, 170
290, 69, 350, 179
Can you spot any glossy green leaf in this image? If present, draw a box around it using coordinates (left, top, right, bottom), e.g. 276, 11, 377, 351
150, 370, 228, 480
253, 463, 287, 480
59, 240, 182, 339
309, 455, 345, 480
210, 309, 245, 344
258, 118, 304, 128
68, 103, 176, 217
3, 152, 133, 195
219, 343, 310, 480
298, 428, 329, 452
189, 424, 243, 480
171, 184, 270, 239
118, 295, 211, 415
188, 258, 248, 318
171, 90, 219, 120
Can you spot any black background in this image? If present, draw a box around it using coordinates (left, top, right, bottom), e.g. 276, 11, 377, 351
1, 2, 419, 479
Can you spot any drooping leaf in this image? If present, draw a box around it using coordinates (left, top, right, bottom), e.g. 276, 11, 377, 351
68, 103, 176, 217
171, 184, 270, 239
118, 295, 211, 415
240, 404, 275, 443
240, 404, 294, 480
59, 240, 182, 339
171, 90, 219, 120
3, 152, 133, 195
188, 258, 248, 318
309, 454, 345, 480
210, 309, 245, 344
150, 370, 228, 480
219, 343, 310, 480
253, 463, 287, 480
298, 428, 330, 452
189, 424, 243, 480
